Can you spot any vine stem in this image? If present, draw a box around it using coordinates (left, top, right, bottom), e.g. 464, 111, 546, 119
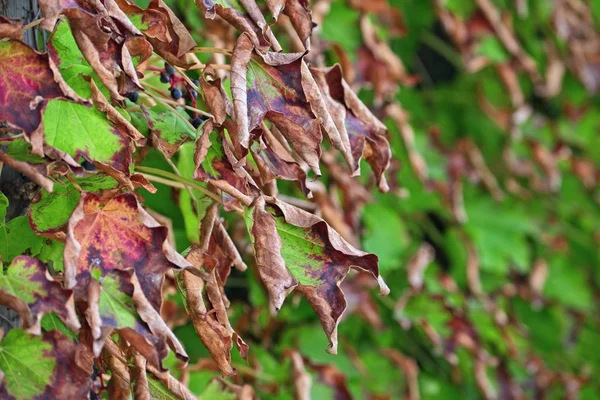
190, 46, 233, 56
143, 82, 213, 119
135, 166, 223, 205
21, 18, 43, 32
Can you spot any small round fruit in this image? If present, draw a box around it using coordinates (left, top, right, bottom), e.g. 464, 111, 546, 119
160, 73, 170, 83
192, 79, 200, 87
189, 89, 198, 99
128, 91, 139, 103
171, 87, 183, 100
165, 63, 176, 76
191, 116, 206, 129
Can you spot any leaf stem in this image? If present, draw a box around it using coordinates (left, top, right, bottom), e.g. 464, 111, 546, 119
135, 166, 223, 204
191, 46, 233, 56
21, 18, 43, 32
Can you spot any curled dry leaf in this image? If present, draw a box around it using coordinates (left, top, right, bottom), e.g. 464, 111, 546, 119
117, 0, 196, 67
284, 350, 312, 400
0, 151, 54, 192
199, 0, 274, 52
245, 196, 389, 353
305, 359, 353, 400
0, 256, 80, 335
179, 204, 248, 376
0, 329, 92, 400
281, 0, 313, 50
232, 33, 355, 175
0, 16, 23, 40
312, 65, 391, 191
382, 348, 420, 400
407, 243, 435, 290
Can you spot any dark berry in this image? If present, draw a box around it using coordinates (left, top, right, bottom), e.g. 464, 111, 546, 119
81, 160, 97, 171
128, 91, 139, 103
160, 73, 170, 83
192, 79, 200, 87
189, 89, 198, 99
171, 87, 183, 100
191, 116, 206, 129
165, 63, 175, 76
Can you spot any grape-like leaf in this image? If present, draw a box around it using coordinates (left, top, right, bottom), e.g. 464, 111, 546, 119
0, 329, 92, 400
64, 192, 190, 363
64, 192, 190, 305
0, 40, 64, 135
0, 256, 79, 334
244, 196, 389, 353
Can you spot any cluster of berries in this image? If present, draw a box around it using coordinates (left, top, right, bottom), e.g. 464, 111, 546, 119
159, 63, 206, 128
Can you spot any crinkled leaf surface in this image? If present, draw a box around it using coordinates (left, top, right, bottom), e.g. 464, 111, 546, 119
0, 329, 91, 400
42, 98, 133, 172
64, 192, 188, 308
0, 40, 64, 133
139, 104, 197, 157
29, 174, 118, 234
0, 256, 79, 333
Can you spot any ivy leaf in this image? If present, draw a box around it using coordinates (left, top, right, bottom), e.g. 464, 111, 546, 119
0, 192, 43, 263
244, 196, 389, 354
0, 256, 80, 334
312, 65, 391, 191
0, 40, 64, 136
29, 174, 118, 235
0, 329, 92, 400
139, 104, 197, 158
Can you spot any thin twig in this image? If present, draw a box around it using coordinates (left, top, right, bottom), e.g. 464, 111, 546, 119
135, 166, 224, 205
191, 47, 233, 56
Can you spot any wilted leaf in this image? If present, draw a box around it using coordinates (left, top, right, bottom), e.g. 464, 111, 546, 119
0, 256, 79, 334
139, 104, 197, 157
312, 65, 391, 191
0, 329, 92, 400
0, 40, 64, 136
245, 196, 389, 353
0, 16, 23, 40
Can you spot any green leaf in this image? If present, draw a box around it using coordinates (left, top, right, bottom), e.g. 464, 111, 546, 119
475, 36, 510, 63
42, 99, 132, 172
137, 105, 197, 157
0, 193, 43, 263
0, 329, 55, 399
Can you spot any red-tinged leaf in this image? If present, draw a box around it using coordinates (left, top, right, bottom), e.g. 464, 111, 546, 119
199, 65, 232, 125
244, 196, 389, 353
0, 40, 64, 135
199, 0, 274, 52
0, 256, 80, 335
232, 33, 344, 175
117, 0, 196, 66
0, 16, 23, 40
0, 329, 93, 400
312, 65, 392, 191
63, 192, 191, 307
